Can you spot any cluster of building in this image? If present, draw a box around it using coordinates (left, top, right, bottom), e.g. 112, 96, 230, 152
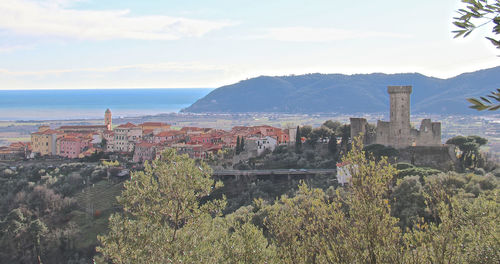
24, 109, 296, 163
0, 142, 30, 161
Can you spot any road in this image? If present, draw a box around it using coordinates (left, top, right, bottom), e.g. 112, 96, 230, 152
213, 169, 336, 176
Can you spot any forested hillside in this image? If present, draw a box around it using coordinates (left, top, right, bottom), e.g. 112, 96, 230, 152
183, 66, 500, 114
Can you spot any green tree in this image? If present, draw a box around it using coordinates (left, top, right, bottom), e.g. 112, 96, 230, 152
221, 221, 276, 263
265, 183, 349, 263
390, 176, 429, 229
307, 126, 333, 147
328, 134, 338, 156
265, 137, 402, 263
340, 124, 351, 152
453, 0, 500, 110
236, 136, 241, 155
28, 219, 48, 264
340, 137, 402, 263
97, 149, 227, 263
322, 120, 342, 132
0, 209, 28, 262
240, 137, 245, 152
446, 135, 488, 168
363, 144, 399, 161
300, 125, 313, 139
295, 126, 302, 153
403, 190, 500, 263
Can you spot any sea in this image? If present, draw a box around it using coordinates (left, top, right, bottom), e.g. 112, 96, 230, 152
0, 88, 213, 121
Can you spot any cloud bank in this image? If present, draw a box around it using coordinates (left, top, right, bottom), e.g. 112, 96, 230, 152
256, 26, 412, 42
0, 0, 233, 40
0, 62, 229, 76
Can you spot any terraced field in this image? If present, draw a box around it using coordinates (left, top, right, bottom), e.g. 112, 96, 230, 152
72, 180, 124, 249
75, 180, 124, 213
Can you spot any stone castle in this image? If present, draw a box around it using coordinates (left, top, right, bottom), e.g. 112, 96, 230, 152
350, 85, 441, 148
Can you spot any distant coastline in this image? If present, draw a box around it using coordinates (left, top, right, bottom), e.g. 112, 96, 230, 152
0, 88, 213, 121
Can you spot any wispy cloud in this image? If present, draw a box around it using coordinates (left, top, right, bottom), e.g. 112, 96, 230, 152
0, 62, 229, 76
253, 26, 412, 42
0, 44, 34, 53
0, 0, 234, 40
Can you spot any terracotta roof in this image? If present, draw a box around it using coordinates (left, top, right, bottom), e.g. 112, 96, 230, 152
59, 125, 107, 129
59, 137, 82, 142
140, 122, 170, 126
181, 126, 204, 131
9, 142, 28, 148
117, 122, 137, 128
336, 161, 351, 167
155, 130, 185, 137
33, 129, 61, 135
142, 129, 154, 135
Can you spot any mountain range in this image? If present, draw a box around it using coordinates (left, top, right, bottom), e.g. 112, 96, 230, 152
182, 66, 500, 114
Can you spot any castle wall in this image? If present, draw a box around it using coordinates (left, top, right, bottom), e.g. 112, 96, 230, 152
351, 85, 442, 149
415, 119, 442, 146
431, 122, 441, 145
375, 121, 390, 146
350, 117, 367, 141
397, 145, 458, 171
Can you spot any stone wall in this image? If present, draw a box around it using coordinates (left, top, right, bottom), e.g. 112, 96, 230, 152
415, 119, 441, 146
396, 145, 458, 171
375, 120, 390, 146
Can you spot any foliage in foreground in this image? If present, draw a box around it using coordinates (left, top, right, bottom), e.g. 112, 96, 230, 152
97, 149, 275, 263
98, 140, 500, 263
453, 0, 500, 111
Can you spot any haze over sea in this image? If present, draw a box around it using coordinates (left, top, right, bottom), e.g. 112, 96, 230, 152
0, 89, 213, 121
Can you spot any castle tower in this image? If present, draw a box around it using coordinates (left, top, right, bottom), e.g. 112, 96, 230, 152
388, 86, 412, 148
105, 109, 112, 131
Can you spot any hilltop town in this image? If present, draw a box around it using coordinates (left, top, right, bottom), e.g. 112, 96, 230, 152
0, 106, 294, 166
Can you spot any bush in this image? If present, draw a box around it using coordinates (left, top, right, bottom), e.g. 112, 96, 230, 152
1, 168, 14, 177
397, 167, 441, 180
90, 169, 106, 183
363, 144, 399, 159
396, 162, 414, 170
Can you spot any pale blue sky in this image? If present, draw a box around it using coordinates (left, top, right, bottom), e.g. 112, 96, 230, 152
0, 0, 498, 89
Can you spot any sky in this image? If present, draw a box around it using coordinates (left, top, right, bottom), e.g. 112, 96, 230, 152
0, 0, 498, 90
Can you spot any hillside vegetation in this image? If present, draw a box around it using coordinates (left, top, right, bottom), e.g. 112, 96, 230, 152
183, 66, 500, 114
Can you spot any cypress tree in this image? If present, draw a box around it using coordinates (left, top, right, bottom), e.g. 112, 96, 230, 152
295, 126, 302, 153
236, 136, 241, 155
328, 134, 338, 156
240, 137, 245, 152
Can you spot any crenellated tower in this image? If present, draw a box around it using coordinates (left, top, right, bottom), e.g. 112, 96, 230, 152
388, 86, 412, 148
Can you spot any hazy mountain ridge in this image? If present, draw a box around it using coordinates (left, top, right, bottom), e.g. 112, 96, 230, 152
182, 66, 500, 114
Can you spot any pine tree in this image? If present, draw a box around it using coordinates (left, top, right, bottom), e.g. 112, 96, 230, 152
97, 149, 227, 263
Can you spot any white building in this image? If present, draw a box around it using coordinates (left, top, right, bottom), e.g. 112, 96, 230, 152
336, 162, 354, 186
112, 123, 142, 152
255, 136, 278, 155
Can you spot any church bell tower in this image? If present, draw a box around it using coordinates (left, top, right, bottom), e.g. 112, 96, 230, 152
105, 109, 112, 131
